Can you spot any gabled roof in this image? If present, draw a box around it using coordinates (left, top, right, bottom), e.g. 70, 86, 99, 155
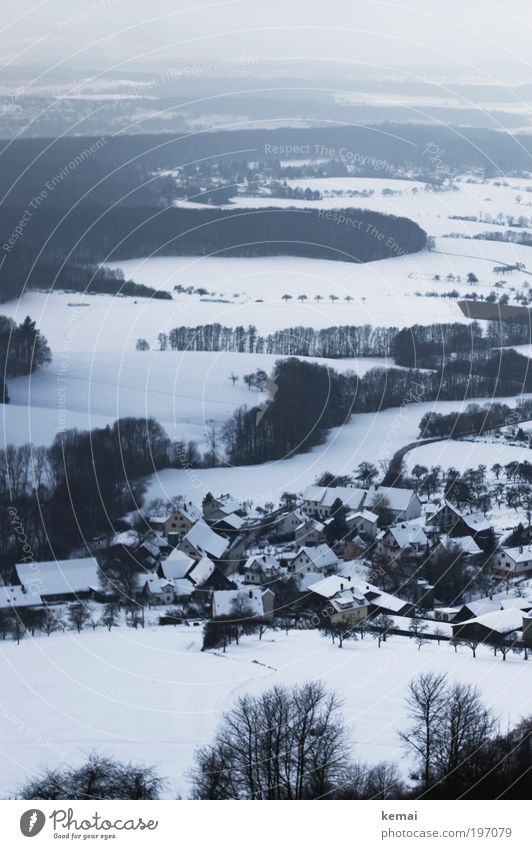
174, 501, 202, 523
212, 588, 266, 618
386, 523, 428, 549
499, 545, 532, 564
0, 584, 42, 609
187, 557, 216, 587
302, 485, 366, 510
439, 535, 482, 556
16, 557, 100, 597
139, 574, 173, 596
215, 512, 246, 530
457, 607, 524, 634
346, 509, 379, 523
296, 543, 337, 570
182, 521, 229, 559
160, 550, 195, 580
369, 485, 420, 511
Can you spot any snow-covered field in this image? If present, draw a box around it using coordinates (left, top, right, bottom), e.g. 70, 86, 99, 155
2, 350, 394, 448
142, 395, 532, 507
0, 626, 529, 799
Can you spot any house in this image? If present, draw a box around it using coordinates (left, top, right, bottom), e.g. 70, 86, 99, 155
274, 509, 307, 538
430, 534, 482, 560
203, 494, 245, 523
212, 587, 275, 621
305, 575, 369, 625
452, 608, 524, 642
452, 596, 532, 624
157, 549, 196, 581
0, 584, 42, 610
243, 554, 282, 585
301, 486, 366, 519
138, 574, 175, 606
375, 521, 429, 563
367, 485, 422, 522
426, 500, 491, 544
346, 509, 379, 539
149, 501, 202, 538
179, 520, 229, 562
294, 516, 325, 546
210, 512, 247, 536
491, 545, 532, 578
343, 535, 371, 560
15, 557, 100, 603
291, 543, 338, 574
108, 531, 161, 569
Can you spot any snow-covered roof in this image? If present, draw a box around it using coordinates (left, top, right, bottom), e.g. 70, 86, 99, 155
16, 557, 100, 597
0, 584, 42, 609
244, 554, 280, 573
367, 589, 409, 613
439, 535, 482, 556
159, 550, 195, 580
187, 557, 216, 587
214, 495, 242, 515
172, 577, 194, 597
460, 598, 499, 617
296, 516, 325, 532
175, 501, 202, 523
346, 509, 379, 523
458, 607, 524, 634
139, 574, 173, 596
302, 485, 366, 510
369, 485, 419, 511
212, 588, 265, 618
216, 512, 246, 530
182, 521, 229, 559
112, 530, 140, 547
500, 545, 532, 564
306, 575, 367, 607
298, 571, 324, 591
296, 543, 337, 570
387, 523, 428, 549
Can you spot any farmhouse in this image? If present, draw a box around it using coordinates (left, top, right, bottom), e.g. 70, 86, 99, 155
243, 554, 282, 585
15, 557, 100, 603
375, 522, 429, 563
452, 608, 524, 642
306, 575, 369, 625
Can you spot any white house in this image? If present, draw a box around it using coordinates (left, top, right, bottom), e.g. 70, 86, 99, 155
243, 554, 282, 585
491, 545, 532, 578
346, 509, 379, 538
291, 543, 338, 574
375, 521, 429, 563
138, 574, 175, 605
150, 501, 202, 538
367, 485, 422, 522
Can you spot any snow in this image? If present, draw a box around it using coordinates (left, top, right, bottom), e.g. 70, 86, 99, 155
143, 395, 532, 507
15, 558, 100, 598
0, 626, 529, 799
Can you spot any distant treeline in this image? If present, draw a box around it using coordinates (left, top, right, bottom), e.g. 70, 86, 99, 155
0, 251, 170, 304
223, 350, 532, 465
155, 320, 532, 361
1, 124, 531, 209
419, 399, 532, 439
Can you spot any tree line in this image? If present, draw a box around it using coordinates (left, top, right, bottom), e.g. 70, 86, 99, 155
14, 677, 531, 800
418, 398, 532, 439
222, 352, 532, 466
153, 319, 531, 362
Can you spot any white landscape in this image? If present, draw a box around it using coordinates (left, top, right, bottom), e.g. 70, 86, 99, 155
1, 0, 532, 817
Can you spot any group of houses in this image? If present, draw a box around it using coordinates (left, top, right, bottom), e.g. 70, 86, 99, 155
2, 481, 532, 647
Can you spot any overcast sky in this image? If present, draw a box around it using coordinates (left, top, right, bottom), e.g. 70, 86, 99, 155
2, 0, 532, 79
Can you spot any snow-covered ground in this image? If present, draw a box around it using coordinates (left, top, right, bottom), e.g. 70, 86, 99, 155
142, 395, 532, 507
0, 626, 529, 799
2, 350, 394, 448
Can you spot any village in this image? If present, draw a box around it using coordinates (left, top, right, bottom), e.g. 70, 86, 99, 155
2, 473, 532, 658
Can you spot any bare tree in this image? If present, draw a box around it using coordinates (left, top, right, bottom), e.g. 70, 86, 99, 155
371, 613, 394, 647
399, 671, 448, 789
68, 602, 92, 633
189, 681, 349, 799
228, 372, 239, 387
